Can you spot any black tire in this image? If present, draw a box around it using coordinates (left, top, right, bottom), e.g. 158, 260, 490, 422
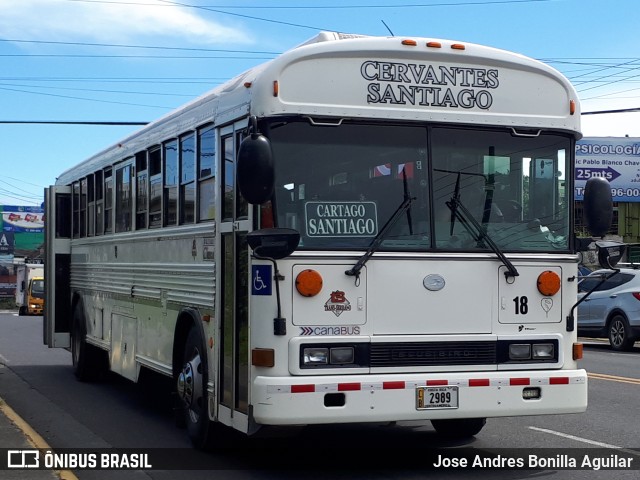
18, 306, 26, 316
72, 303, 108, 381
431, 418, 486, 439
608, 314, 635, 351
177, 326, 212, 449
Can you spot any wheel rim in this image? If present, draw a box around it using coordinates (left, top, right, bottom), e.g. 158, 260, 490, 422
177, 349, 204, 423
610, 319, 625, 347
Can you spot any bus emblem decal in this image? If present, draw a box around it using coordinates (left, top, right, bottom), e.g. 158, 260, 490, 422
324, 290, 352, 317
300, 326, 361, 336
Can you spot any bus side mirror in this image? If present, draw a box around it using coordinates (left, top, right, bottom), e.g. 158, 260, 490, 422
247, 228, 300, 260
583, 177, 613, 237
237, 126, 275, 205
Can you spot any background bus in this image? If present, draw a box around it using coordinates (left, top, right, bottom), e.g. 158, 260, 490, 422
44, 32, 612, 449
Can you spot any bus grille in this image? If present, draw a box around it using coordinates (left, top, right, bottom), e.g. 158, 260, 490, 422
370, 341, 497, 367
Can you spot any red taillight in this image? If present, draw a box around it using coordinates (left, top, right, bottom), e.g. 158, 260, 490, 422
632, 292, 640, 301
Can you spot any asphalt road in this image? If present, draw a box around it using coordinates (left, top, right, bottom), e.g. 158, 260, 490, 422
0, 312, 639, 479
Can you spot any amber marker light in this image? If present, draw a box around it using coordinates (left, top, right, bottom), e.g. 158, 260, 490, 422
570, 100, 576, 115
451, 43, 466, 50
573, 343, 583, 360
537, 270, 561, 296
252, 348, 275, 367
426, 41, 442, 48
401, 39, 417, 46
295, 269, 323, 297
273, 80, 279, 97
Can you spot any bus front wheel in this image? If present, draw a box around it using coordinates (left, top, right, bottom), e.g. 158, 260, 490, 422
430, 418, 486, 439
177, 326, 212, 449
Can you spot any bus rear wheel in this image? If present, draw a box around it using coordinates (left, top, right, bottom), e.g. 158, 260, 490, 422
72, 303, 107, 381
177, 326, 212, 449
431, 418, 486, 439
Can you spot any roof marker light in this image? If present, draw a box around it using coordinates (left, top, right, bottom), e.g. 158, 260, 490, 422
426, 41, 442, 48
570, 100, 576, 115
401, 39, 417, 46
451, 43, 466, 50
273, 80, 279, 97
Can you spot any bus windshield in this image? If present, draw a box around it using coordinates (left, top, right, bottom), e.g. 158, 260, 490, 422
269, 120, 571, 252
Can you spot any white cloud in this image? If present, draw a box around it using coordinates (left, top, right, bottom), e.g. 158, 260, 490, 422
0, 0, 250, 46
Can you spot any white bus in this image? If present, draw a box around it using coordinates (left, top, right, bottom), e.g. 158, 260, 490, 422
44, 32, 613, 448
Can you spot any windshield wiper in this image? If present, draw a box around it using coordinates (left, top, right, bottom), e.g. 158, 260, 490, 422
345, 183, 415, 282
446, 185, 519, 280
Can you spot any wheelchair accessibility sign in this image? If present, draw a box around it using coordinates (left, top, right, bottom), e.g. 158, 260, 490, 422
251, 265, 272, 296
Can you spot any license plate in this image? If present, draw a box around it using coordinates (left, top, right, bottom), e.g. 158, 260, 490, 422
416, 386, 459, 410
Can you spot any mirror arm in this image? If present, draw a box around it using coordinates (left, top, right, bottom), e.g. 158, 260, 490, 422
566, 270, 619, 332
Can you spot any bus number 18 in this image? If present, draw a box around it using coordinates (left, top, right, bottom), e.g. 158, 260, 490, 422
513, 296, 529, 315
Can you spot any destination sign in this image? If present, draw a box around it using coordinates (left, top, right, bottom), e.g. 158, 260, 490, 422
305, 202, 378, 238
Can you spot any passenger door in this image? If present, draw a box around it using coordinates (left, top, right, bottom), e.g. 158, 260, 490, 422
43, 185, 72, 348
217, 121, 251, 429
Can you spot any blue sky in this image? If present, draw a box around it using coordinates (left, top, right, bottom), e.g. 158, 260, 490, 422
1, 0, 639, 206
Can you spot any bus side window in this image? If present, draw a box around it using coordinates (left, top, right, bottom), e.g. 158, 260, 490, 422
164, 140, 178, 226
87, 174, 95, 236
180, 133, 195, 224
104, 168, 113, 234
198, 125, 215, 222
115, 163, 132, 233
95, 170, 104, 236
80, 177, 87, 238
72, 182, 80, 238
149, 147, 162, 228
136, 151, 148, 230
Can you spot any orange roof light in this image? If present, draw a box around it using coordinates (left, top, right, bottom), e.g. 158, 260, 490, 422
295, 269, 323, 297
537, 271, 561, 296
273, 80, 279, 97
426, 41, 442, 48
401, 39, 417, 46
570, 99, 576, 115
451, 43, 466, 50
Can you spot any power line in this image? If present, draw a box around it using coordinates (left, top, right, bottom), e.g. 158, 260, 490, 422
0, 82, 196, 97
67, 0, 556, 9
582, 107, 640, 115
0, 38, 281, 55
0, 86, 172, 109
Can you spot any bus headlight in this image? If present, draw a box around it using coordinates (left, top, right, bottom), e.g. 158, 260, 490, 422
499, 339, 558, 363
532, 343, 554, 359
509, 344, 531, 360
330, 347, 355, 365
300, 343, 368, 368
303, 347, 328, 365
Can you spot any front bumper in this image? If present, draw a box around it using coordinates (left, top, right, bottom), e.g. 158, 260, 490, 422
252, 370, 587, 425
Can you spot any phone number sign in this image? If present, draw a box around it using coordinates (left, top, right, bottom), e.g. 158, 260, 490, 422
575, 137, 640, 202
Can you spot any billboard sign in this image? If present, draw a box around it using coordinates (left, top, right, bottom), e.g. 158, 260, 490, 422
2, 205, 44, 233
575, 137, 640, 202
